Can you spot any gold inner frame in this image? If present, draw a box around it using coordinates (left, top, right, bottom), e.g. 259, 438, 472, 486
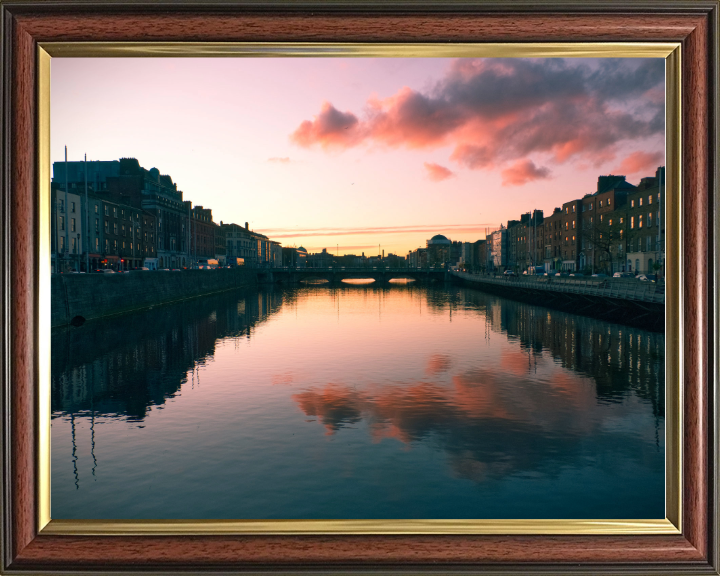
37, 42, 682, 536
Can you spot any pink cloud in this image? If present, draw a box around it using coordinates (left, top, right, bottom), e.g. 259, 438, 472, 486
612, 151, 664, 175
424, 162, 455, 182
267, 157, 291, 164
501, 159, 551, 187
290, 59, 664, 174
290, 102, 364, 150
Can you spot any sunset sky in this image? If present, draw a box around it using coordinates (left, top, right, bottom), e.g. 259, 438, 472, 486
51, 57, 665, 256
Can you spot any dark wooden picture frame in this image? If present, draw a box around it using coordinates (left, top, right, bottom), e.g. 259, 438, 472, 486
1, 1, 717, 573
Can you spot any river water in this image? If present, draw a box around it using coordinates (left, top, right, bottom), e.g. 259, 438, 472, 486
51, 282, 665, 520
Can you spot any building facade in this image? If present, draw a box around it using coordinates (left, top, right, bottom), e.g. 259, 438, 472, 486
223, 222, 258, 266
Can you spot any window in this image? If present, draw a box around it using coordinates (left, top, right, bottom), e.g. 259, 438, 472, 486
599, 200, 603, 208
572, 235, 575, 242
590, 217, 593, 223
639, 197, 643, 206
95, 238, 99, 251
631, 216, 635, 229
620, 229, 624, 239
113, 207, 117, 218
608, 198, 611, 205
94, 204, 98, 214
95, 218, 99, 233
104, 239, 109, 252
121, 209, 125, 219
113, 240, 118, 253
572, 206, 576, 213
113, 223, 118, 235
631, 200, 635, 208
122, 241, 126, 250
59, 216, 64, 231
58, 199, 64, 212
572, 221, 575, 229
565, 207, 569, 214
122, 224, 126, 237
646, 236, 652, 251
639, 214, 643, 228
59, 236, 65, 251
70, 201, 75, 213
618, 243, 623, 253
609, 219, 613, 226
104, 205, 109, 216
649, 195, 653, 205
104, 220, 109, 233
589, 203, 593, 210
658, 193, 661, 202
600, 214, 603, 222
71, 218, 76, 232
620, 217, 624, 224
648, 212, 653, 227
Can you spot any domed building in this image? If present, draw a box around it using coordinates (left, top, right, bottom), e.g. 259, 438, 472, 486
428, 234, 451, 246
426, 234, 452, 266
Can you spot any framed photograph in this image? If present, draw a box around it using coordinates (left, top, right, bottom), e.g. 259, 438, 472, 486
1, 1, 717, 574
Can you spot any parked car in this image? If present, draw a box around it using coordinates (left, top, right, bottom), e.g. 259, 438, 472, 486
503, 270, 516, 276
555, 272, 569, 277
171, 269, 182, 272
637, 274, 658, 282
569, 272, 584, 277
592, 273, 609, 278
102, 269, 116, 274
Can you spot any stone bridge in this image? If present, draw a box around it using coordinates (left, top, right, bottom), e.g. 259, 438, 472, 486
255, 267, 447, 285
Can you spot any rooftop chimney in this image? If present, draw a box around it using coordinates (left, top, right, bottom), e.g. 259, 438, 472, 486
245, 222, 249, 229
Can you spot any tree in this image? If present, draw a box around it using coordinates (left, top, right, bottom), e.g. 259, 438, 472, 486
580, 218, 618, 274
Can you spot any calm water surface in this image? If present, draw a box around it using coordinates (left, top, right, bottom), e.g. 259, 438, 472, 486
51, 283, 665, 519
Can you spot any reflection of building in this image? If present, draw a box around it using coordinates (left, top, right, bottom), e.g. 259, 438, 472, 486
455, 288, 664, 417
51, 287, 286, 420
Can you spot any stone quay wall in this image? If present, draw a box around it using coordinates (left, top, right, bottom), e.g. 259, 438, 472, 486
450, 271, 664, 332
51, 269, 258, 327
